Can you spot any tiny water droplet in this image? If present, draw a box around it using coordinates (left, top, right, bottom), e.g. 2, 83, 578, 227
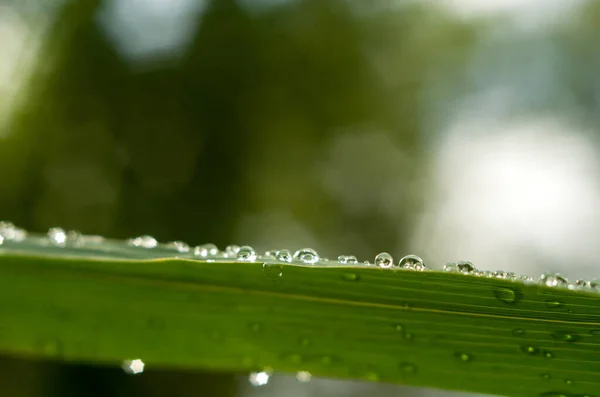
494, 288, 519, 304
541, 273, 568, 287
375, 252, 394, 269
294, 248, 319, 264
521, 345, 539, 355
337, 255, 358, 264
454, 352, 472, 362
342, 273, 359, 281
456, 261, 476, 273
296, 371, 312, 383
565, 379, 574, 386
275, 249, 292, 263
263, 263, 284, 280
398, 254, 425, 271
0, 221, 27, 242
551, 331, 581, 343
405, 332, 414, 340
122, 358, 145, 375
543, 350, 555, 358
400, 363, 417, 373
194, 243, 218, 257
395, 324, 403, 332
542, 373, 551, 380
546, 300, 564, 308
129, 235, 157, 249
225, 245, 240, 257
165, 241, 190, 253
237, 246, 257, 261
249, 371, 270, 386
513, 328, 525, 336
48, 227, 67, 246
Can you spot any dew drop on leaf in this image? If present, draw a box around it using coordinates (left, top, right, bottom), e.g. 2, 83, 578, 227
543, 350, 555, 358
48, 227, 67, 246
540, 273, 568, 287
494, 288, 520, 304
294, 248, 319, 264
454, 352, 472, 362
375, 252, 394, 268
128, 235, 157, 249
398, 254, 425, 271
395, 324, 403, 332
338, 255, 358, 264
342, 273, 359, 281
275, 249, 292, 263
521, 345, 539, 355
237, 246, 257, 261
541, 373, 551, 380
122, 358, 145, 375
225, 245, 240, 257
263, 264, 283, 280
565, 379, 574, 386
194, 243, 218, 257
551, 331, 581, 343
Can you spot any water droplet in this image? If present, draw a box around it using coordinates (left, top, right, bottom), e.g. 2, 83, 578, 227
565, 379, 574, 386
338, 255, 358, 265
457, 261, 476, 273
521, 345, 539, 355
296, 371, 312, 382
405, 332, 414, 340
122, 358, 145, 374
249, 371, 270, 386
275, 249, 292, 263
294, 248, 319, 264
546, 300, 564, 308
551, 331, 581, 343
263, 263, 284, 280
0, 221, 27, 242
543, 350, 555, 358
48, 227, 67, 246
165, 241, 190, 253
194, 243, 218, 257
264, 250, 277, 258
225, 245, 240, 257
542, 373, 551, 380
237, 246, 257, 261
375, 252, 394, 269
513, 328, 525, 336
395, 324, 403, 332
541, 273, 568, 287
399, 254, 426, 271
454, 352, 472, 362
342, 273, 359, 281
400, 363, 417, 374
494, 288, 520, 304
129, 235, 157, 249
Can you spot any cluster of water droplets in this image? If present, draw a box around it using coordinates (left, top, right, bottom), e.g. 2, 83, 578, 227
1, 220, 600, 292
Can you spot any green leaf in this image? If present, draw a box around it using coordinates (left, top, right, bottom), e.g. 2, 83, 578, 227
0, 228, 599, 397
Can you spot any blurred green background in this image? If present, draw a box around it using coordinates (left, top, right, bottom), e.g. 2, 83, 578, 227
2, 0, 600, 396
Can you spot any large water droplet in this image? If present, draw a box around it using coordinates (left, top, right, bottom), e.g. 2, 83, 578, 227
494, 288, 520, 304
294, 248, 319, 264
551, 331, 581, 343
263, 263, 283, 280
165, 241, 190, 253
275, 249, 292, 263
194, 243, 218, 257
398, 254, 425, 271
338, 255, 358, 265
375, 252, 394, 269
237, 246, 257, 261
122, 358, 145, 374
129, 235, 157, 249
296, 371, 312, 383
541, 273, 568, 287
249, 371, 270, 386
48, 227, 67, 246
